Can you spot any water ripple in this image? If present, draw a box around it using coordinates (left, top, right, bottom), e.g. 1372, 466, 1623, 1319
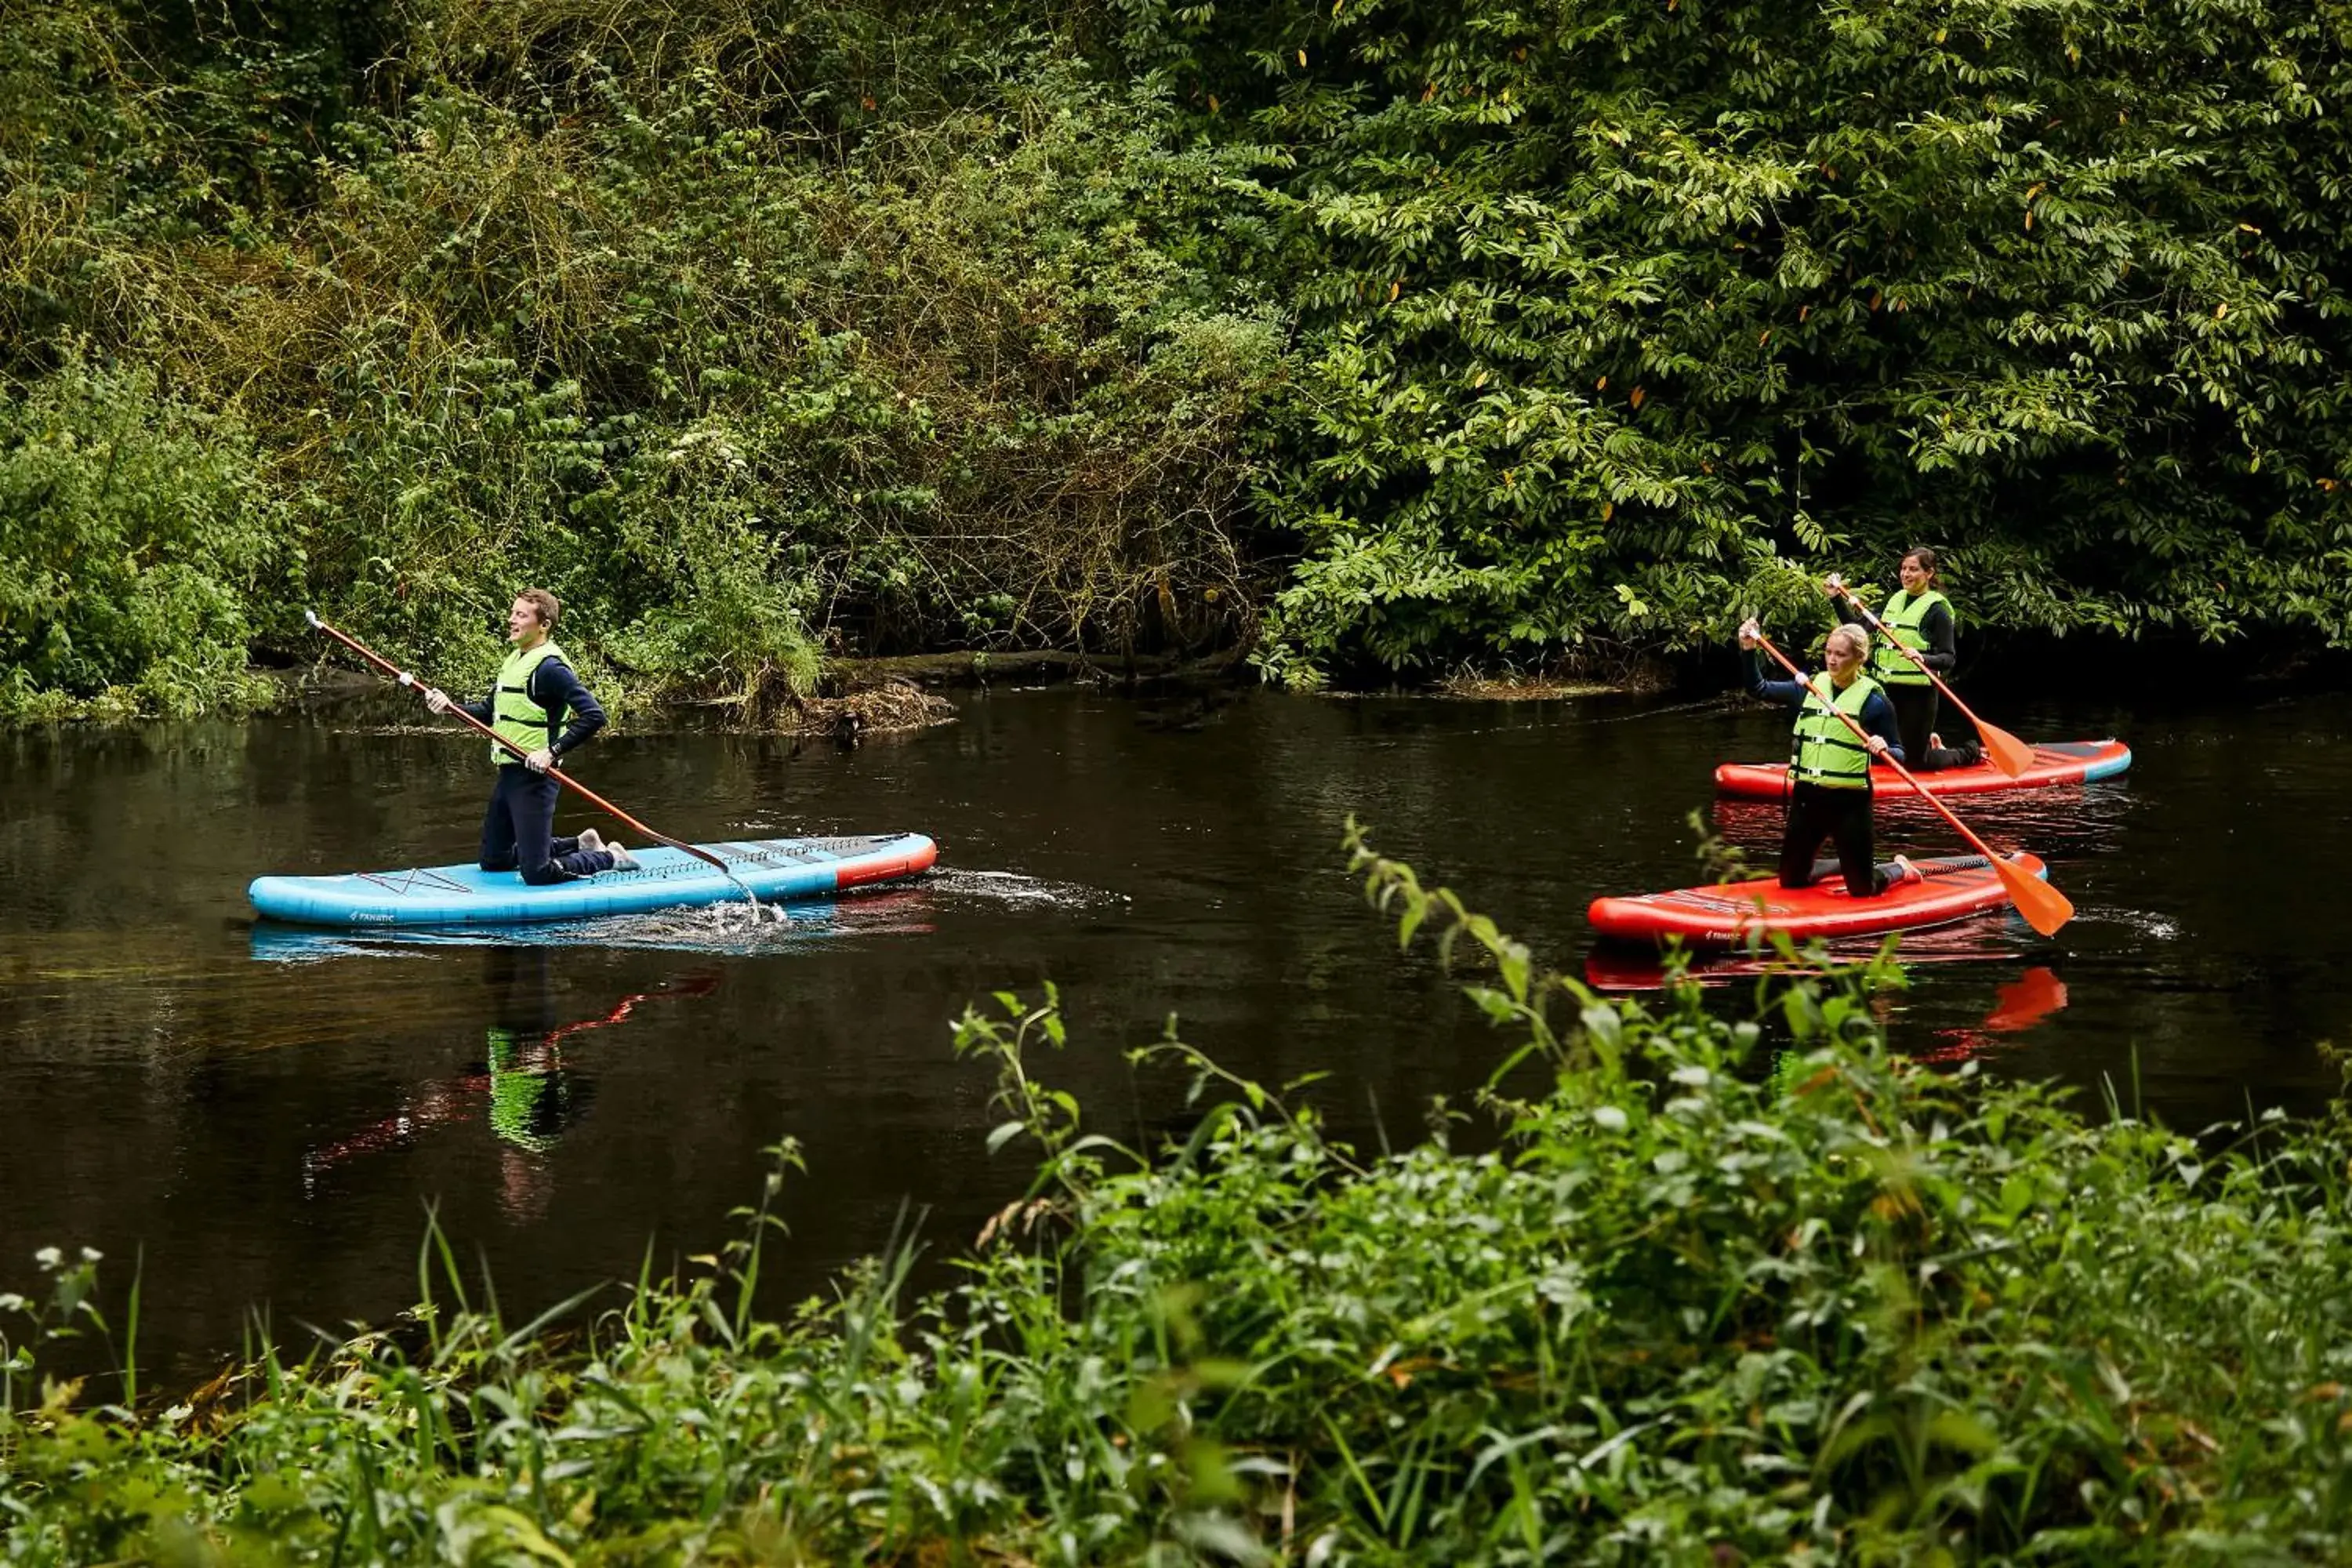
920, 867, 1128, 910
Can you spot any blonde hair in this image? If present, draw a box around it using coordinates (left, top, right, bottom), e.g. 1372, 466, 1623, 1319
1826, 623, 1870, 659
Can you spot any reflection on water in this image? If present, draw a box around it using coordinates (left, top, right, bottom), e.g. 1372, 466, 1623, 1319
303, 950, 723, 1221
1914, 967, 2072, 1067
3, 686, 2350, 1388
1711, 768, 2142, 859
1759, 964, 2073, 1086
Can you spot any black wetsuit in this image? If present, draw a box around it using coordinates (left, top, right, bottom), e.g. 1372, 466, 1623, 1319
459, 656, 612, 884
1747, 651, 1907, 898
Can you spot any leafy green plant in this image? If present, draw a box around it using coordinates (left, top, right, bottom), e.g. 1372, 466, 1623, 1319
4, 0, 1294, 719
1122, 0, 2352, 680
0, 354, 284, 717
12, 837, 2352, 1560
20, 0, 2351, 699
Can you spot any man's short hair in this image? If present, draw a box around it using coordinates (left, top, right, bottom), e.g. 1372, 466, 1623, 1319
517, 588, 561, 629
1826, 623, 1869, 659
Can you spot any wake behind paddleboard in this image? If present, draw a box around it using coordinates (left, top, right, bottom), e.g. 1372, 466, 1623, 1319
1588, 851, 2045, 947
1714, 739, 2130, 799
249, 833, 936, 926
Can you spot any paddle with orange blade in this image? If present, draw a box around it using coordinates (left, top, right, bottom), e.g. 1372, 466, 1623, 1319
304, 610, 753, 894
1827, 576, 2034, 778
1750, 629, 2074, 937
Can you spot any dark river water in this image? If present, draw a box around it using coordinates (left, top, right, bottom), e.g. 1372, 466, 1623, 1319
2, 681, 2345, 1388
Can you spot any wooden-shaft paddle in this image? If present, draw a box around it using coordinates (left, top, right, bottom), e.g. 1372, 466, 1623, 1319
1830, 585, 2034, 778
1751, 630, 2074, 937
305, 610, 739, 880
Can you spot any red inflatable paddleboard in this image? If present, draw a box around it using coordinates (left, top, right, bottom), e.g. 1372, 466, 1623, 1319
1588, 852, 2047, 947
1713, 739, 2129, 800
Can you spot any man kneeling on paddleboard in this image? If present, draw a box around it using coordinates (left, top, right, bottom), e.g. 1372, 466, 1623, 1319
1737, 618, 1921, 898
424, 588, 641, 884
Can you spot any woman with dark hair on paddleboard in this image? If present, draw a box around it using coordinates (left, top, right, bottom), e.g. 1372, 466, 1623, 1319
423, 588, 641, 884
1737, 617, 1921, 898
1824, 547, 1982, 771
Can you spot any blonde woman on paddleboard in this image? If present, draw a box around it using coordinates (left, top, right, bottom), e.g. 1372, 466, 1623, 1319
1737, 618, 1921, 898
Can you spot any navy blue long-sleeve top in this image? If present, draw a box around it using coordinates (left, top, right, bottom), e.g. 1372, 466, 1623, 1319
459, 654, 607, 759
1832, 590, 1955, 675
1744, 651, 1905, 765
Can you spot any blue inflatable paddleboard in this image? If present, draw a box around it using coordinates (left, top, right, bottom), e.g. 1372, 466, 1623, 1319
249, 833, 937, 927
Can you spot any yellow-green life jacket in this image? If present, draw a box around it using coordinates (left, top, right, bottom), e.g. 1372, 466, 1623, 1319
490, 640, 566, 767
486, 1027, 565, 1153
1871, 589, 1949, 687
1789, 670, 1883, 789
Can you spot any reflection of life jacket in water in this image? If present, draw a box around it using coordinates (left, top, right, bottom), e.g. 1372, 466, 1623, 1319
484, 1025, 583, 1153
481, 971, 723, 1151
302, 968, 720, 1181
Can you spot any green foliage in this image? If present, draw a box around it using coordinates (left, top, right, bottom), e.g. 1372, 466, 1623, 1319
12, 840, 2352, 1559
2, 0, 1287, 717
11, 0, 2352, 701
0, 356, 284, 717
1121, 0, 2352, 680
600, 449, 825, 719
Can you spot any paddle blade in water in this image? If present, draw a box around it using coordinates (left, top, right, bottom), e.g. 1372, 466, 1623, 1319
1981, 722, 2036, 779
1993, 854, 2074, 937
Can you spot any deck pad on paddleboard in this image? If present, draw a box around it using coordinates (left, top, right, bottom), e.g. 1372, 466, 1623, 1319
1588, 851, 2045, 947
1714, 739, 2129, 799
249, 833, 936, 926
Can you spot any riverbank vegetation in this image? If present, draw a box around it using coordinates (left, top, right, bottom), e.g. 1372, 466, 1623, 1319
6, 0, 2350, 714
9, 840, 2352, 1561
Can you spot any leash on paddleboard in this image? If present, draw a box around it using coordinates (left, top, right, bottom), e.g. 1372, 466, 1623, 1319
1749, 628, 2074, 937
1824, 577, 2034, 779
304, 611, 760, 902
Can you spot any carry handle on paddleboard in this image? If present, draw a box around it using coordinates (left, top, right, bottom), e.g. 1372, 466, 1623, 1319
1748, 626, 2074, 937
305, 610, 740, 880
1824, 575, 2034, 778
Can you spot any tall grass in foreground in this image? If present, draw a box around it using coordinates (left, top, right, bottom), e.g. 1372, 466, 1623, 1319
7, 833, 2352, 1563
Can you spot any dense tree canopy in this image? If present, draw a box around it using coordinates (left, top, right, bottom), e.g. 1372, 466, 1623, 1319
1151, 0, 2352, 683
2, 0, 2348, 710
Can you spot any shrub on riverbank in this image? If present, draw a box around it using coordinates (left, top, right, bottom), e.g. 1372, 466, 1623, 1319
8, 840, 2352, 1562
2, 0, 1279, 717
1147, 0, 2352, 684
13, 0, 2352, 711
0, 357, 285, 719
